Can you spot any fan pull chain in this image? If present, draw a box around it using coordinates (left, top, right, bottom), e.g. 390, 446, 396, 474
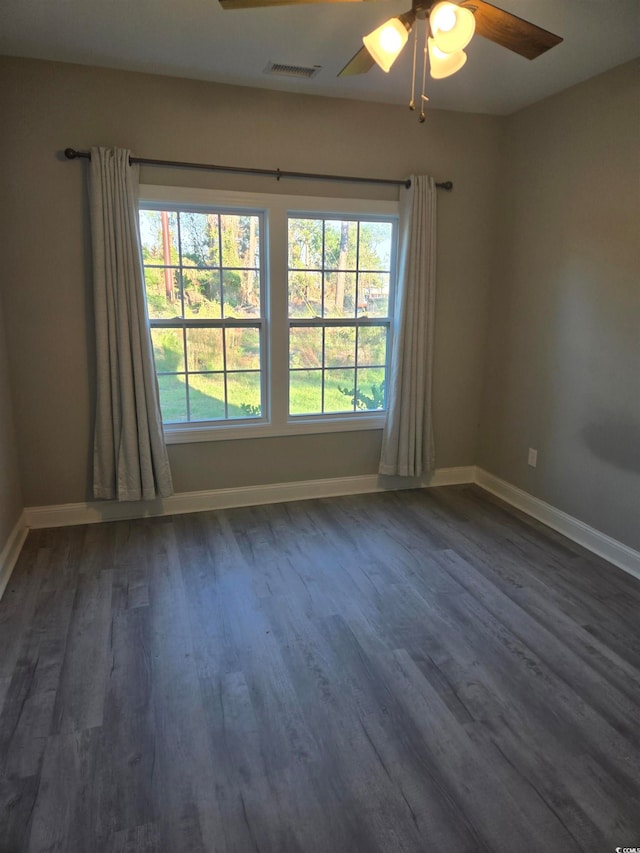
419, 20, 429, 122
409, 23, 418, 111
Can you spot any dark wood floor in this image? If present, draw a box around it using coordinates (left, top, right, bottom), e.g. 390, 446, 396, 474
1, 485, 639, 852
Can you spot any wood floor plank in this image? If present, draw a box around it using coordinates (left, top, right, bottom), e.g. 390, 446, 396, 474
27, 727, 102, 852
0, 538, 48, 680
436, 485, 640, 609
1, 487, 639, 852
110, 519, 153, 612
177, 515, 341, 853
268, 598, 489, 852
379, 646, 584, 852
50, 568, 114, 735
420, 487, 640, 666
0, 532, 81, 782
109, 822, 160, 853
394, 582, 638, 846
430, 548, 640, 747
414, 492, 640, 702
98, 603, 155, 839
0, 774, 40, 852
0, 677, 10, 718
147, 520, 227, 853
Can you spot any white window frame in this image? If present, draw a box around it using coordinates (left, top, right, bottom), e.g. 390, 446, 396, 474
140, 185, 399, 444
141, 203, 267, 428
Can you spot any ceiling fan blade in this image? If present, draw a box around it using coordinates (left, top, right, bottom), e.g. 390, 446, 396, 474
220, 0, 368, 8
338, 45, 375, 77
460, 0, 562, 60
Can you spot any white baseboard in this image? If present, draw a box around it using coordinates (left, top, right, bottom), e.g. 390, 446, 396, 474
0, 513, 28, 600
475, 468, 640, 582
23, 466, 475, 530
20, 465, 640, 585
429, 466, 477, 487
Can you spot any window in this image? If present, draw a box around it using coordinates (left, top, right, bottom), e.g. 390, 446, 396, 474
139, 187, 398, 443
288, 217, 393, 416
139, 208, 265, 424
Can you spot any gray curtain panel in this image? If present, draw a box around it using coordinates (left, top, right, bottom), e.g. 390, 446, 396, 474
89, 147, 174, 501
379, 175, 437, 477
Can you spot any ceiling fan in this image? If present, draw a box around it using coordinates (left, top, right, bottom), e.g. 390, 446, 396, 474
218, 0, 563, 119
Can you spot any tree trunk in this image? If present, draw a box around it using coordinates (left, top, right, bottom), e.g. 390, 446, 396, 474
207, 214, 218, 301
161, 211, 174, 302
243, 217, 258, 306
335, 221, 349, 315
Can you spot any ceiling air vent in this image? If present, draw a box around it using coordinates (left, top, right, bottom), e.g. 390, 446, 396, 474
264, 61, 321, 79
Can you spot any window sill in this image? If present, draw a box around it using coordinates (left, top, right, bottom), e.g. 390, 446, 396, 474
164, 414, 386, 444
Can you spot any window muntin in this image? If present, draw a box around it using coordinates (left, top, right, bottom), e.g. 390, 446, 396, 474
140, 207, 265, 424
287, 216, 394, 416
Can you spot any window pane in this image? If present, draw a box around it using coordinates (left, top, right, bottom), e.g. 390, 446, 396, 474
140, 210, 179, 266
186, 328, 223, 372
324, 327, 356, 368
324, 273, 356, 318
151, 329, 185, 373
225, 327, 261, 371
324, 368, 356, 413
359, 272, 390, 317
289, 327, 322, 369
288, 218, 322, 269
220, 215, 260, 268
289, 369, 322, 415
289, 271, 322, 318
179, 211, 220, 267
157, 374, 188, 423
223, 270, 260, 318
324, 220, 357, 270
182, 269, 221, 319
359, 221, 392, 271
188, 373, 226, 421
144, 267, 183, 319
356, 368, 386, 411
324, 370, 355, 412
357, 326, 387, 366
227, 372, 261, 418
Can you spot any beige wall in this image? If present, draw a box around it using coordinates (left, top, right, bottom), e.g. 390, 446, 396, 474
3, 55, 635, 552
479, 59, 640, 550
0, 291, 23, 549
0, 56, 501, 506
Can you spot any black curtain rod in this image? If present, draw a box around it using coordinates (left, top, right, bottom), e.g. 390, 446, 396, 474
64, 148, 453, 192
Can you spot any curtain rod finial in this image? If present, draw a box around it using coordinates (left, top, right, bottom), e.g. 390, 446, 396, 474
65, 148, 79, 160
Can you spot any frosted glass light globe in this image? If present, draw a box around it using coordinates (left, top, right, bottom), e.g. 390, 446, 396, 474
432, 4, 457, 33
430, 2, 475, 53
363, 18, 409, 73
380, 25, 404, 54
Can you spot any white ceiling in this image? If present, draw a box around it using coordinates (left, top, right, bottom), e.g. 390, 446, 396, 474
1, 0, 639, 114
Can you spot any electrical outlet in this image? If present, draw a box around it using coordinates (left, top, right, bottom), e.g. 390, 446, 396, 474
528, 448, 538, 468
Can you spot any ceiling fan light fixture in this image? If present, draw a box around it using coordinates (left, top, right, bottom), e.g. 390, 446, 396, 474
363, 18, 409, 73
428, 38, 467, 79
430, 2, 475, 54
